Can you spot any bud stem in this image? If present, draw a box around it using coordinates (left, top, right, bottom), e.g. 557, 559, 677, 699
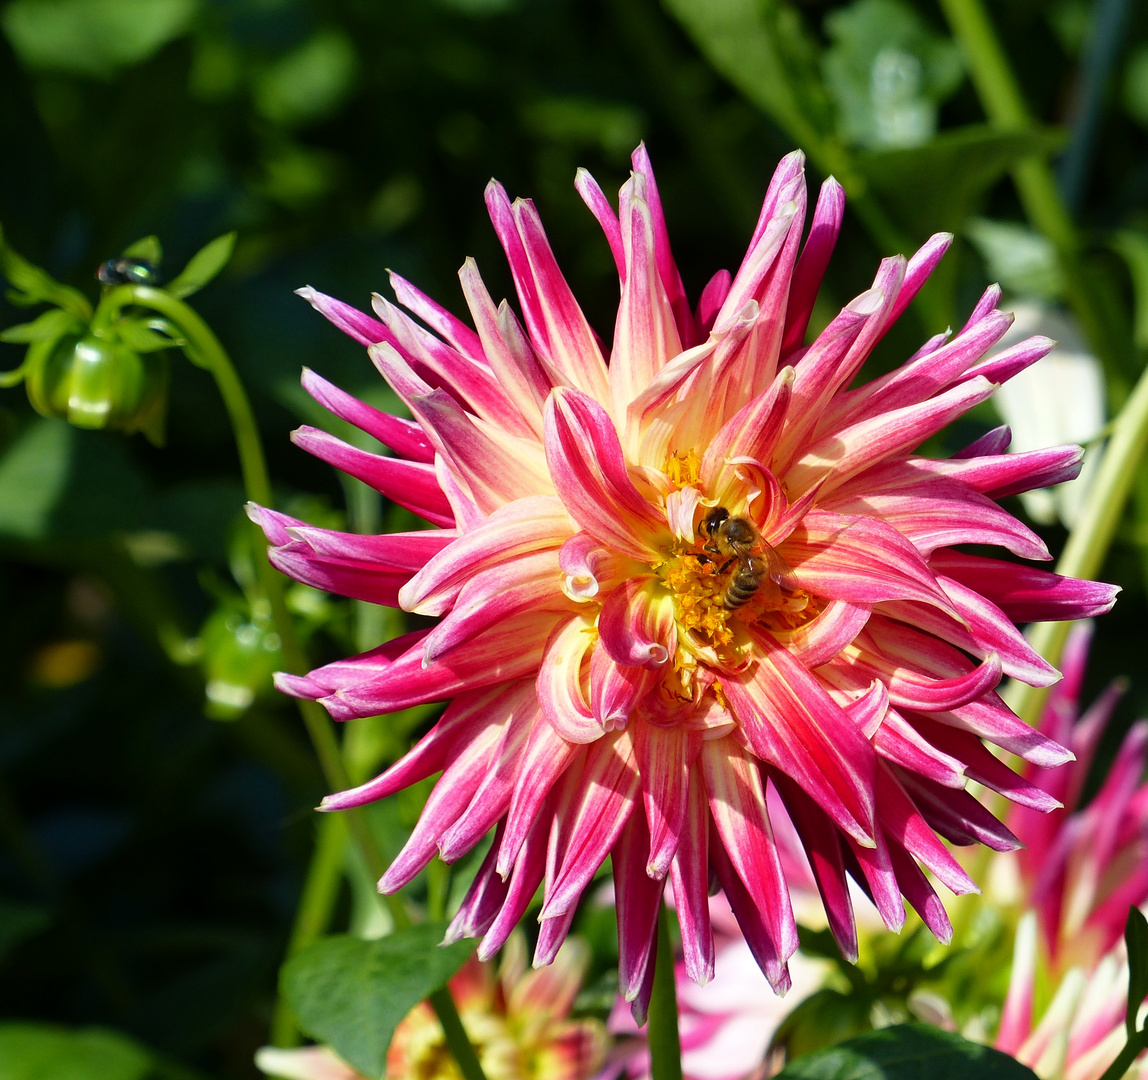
91, 284, 490, 1080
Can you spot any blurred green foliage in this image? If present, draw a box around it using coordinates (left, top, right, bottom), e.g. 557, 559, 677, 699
0, 0, 1147, 1076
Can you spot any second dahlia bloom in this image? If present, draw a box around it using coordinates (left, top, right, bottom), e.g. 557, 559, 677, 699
1000, 622, 1148, 972
255, 145, 1118, 1016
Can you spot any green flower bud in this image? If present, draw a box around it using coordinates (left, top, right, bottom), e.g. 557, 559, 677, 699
22, 331, 170, 444
198, 602, 284, 720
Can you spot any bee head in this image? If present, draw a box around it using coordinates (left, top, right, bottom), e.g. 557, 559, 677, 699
701, 506, 729, 538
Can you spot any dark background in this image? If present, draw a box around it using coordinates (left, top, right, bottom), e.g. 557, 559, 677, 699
1, 0, 1147, 1075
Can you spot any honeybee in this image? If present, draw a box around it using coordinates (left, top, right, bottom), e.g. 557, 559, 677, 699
700, 506, 793, 610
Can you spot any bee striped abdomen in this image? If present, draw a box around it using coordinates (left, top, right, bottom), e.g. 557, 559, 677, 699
721, 556, 767, 609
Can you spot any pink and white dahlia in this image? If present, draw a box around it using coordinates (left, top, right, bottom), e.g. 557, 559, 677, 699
1000, 622, 1147, 973
995, 911, 1147, 1080
253, 145, 1118, 1017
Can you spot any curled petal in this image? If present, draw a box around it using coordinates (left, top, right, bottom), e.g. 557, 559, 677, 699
537, 613, 608, 744
598, 576, 677, 669
545, 388, 670, 560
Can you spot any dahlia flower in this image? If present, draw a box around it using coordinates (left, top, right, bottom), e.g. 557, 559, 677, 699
995, 912, 1147, 1080
997, 623, 1147, 972
256, 937, 605, 1080
254, 144, 1118, 1016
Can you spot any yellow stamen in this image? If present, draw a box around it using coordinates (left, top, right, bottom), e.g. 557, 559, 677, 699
663, 447, 701, 488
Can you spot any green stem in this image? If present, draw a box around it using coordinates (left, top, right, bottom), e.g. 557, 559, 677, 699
1006, 351, 1148, 723
1097, 1030, 1147, 1080
271, 813, 348, 1046
647, 906, 683, 1080
936, 0, 1120, 371
95, 285, 488, 1080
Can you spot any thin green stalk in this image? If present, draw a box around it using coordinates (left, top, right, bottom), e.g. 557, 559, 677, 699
936, 0, 1120, 370
1097, 1031, 1147, 1080
271, 813, 348, 1046
95, 285, 488, 1080
1006, 351, 1148, 723
647, 906, 683, 1080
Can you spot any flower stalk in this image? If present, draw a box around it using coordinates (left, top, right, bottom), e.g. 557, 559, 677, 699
937, 0, 1122, 375
647, 907, 683, 1080
90, 284, 489, 1080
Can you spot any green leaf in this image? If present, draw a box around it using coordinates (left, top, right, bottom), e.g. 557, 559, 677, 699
859, 124, 1065, 239
166, 233, 236, 299
966, 218, 1064, 300
1125, 907, 1148, 1037
0, 308, 85, 344
0, 0, 198, 79
114, 319, 179, 353
822, 0, 963, 150
0, 225, 91, 320
0, 1023, 152, 1080
253, 30, 359, 128
661, 0, 827, 147
0, 420, 73, 540
776, 1024, 1039, 1080
121, 236, 163, 266
281, 923, 474, 1078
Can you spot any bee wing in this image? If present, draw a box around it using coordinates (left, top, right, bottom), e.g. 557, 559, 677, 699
761, 543, 799, 590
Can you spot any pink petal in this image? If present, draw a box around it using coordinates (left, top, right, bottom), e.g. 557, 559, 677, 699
886, 838, 953, 944
772, 772, 858, 961
614, 810, 665, 1000
537, 613, 608, 744
300, 367, 434, 462
498, 722, 581, 877
542, 730, 641, 917
631, 143, 695, 346
875, 765, 979, 896
445, 828, 508, 943
696, 270, 732, 336
291, 426, 454, 527
699, 366, 795, 506
701, 736, 798, 976
438, 692, 539, 862
780, 510, 959, 614
786, 376, 998, 498
930, 551, 1120, 622
670, 771, 715, 984
781, 176, 845, 356
388, 269, 485, 364
610, 173, 683, 417
320, 682, 515, 811
635, 723, 703, 878
877, 577, 1058, 688
399, 495, 572, 615
574, 168, 625, 280
480, 807, 552, 960
457, 258, 550, 436
590, 646, 659, 731
379, 717, 508, 891
422, 548, 568, 664
370, 293, 534, 438
598, 576, 676, 669
485, 182, 610, 402
297, 286, 389, 345
705, 786, 795, 995
823, 480, 1050, 561
724, 633, 877, 847
323, 611, 562, 720
544, 388, 669, 560
769, 599, 871, 669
